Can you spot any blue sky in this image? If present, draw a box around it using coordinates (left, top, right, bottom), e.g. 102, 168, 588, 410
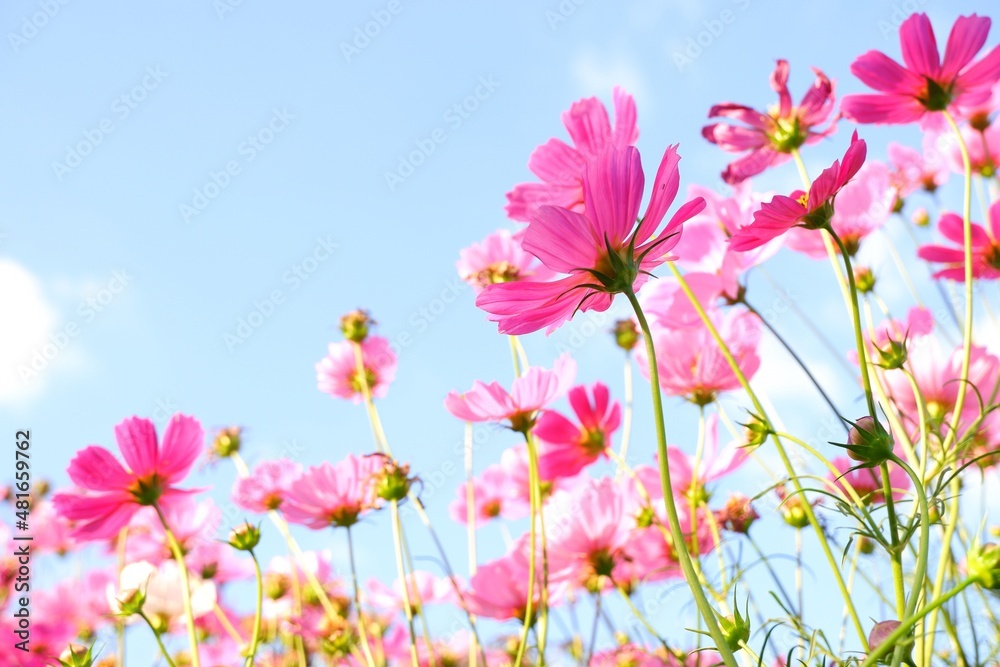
2, 0, 999, 660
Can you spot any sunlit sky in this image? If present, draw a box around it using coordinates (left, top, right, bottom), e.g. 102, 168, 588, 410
2, 0, 998, 659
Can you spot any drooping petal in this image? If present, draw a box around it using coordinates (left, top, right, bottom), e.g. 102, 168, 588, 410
611, 86, 639, 147
770, 59, 793, 117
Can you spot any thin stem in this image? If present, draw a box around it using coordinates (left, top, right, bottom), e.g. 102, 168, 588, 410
880, 461, 907, 620
623, 286, 740, 667
244, 551, 264, 667
512, 434, 539, 667
464, 422, 479, 667
615, 354, 635, 480
152, 504, 201, 667
390, 501, 421, 667
346, 526, 378, 667
139, 611, 179, 667
116, 527, 128, 667
584, 594, 602, 667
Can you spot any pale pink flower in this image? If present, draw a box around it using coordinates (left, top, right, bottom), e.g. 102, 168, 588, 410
444, 353, 576, 431
52, 414, 203, 540
830, 457, 910, 505
784, 160, 895, 258
927, 121, 1000, 177
842, 13, 1000, 124
534, 382, 621, 481
544, 477, 631, 589
316, 335, 397, 403
887, 140, 949, 197
464, 537, 548, 621
730, 132, 867, 251
499, 443, 584, 512
505, 87, 637, 222
917, 200, 1000, 280
665, 414, 750, 497
233, 458, 303, 512
479, 146, 705, 334
457, 228, 554, 293
624, 505, 715, 584
282, 454, 383, 529
30, 500, 75, 555
111, 560, 218, 623
591, 645, 676, 666
449, 463, 524, 526
703, 59, 837, 184
636, 306, 761, 405
367, 570, 455, 615
126, 497, 222, 564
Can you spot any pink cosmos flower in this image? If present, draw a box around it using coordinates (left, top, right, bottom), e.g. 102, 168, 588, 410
671, 181, 780, 301
499, 443, 585, 512
367, 571, 455, 615
534, 382, 621, 481
479, 146, 706, 335
665, 414, 751, 498
636, 306, 761, 405
591, 646, 676, 666
544, 477, 631, 589
917, 200, 1000, 280
126, 497, 222, 565
851, 306, 934, 368
449, 463, 526, 526
456, 228, 554, 293
703, 59, 837, 185
784, 160, 895, 258
52, 414, 203, 540
505, 87, 637, 222
31, 500, 74, 555
730, 132, 867, 251
927, 121, 1000, 177
282, 454, 383, 529
444, 353, 576, 431
830, 457, 910, 505
316, 334, 397, 403
464, 536, 548, 622
887, 140, 949, 197
233, 458, 304, 512
624, 505, 714, 583
842, 13, 1000, 124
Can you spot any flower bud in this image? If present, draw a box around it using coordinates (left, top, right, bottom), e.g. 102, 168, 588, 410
842, 416, 894, 466
854, 266, 876, 293
857, 535, 875, 555
776, 488, 810, 529
373, 458, 412, 502
116, 588, 146, 617
227, 522, 261, 552
211, 427, 242, 459
59, 644, 95, 667
718, 493, 758, 534
716, 603, 751, 652
867, 620, 912, 664
612, 319, 640, 352
340, 309, 374, 343
967, 542, 1000, 590
911, 207, 930, 227
875, 338, 908, 370
741, 414, 771, 447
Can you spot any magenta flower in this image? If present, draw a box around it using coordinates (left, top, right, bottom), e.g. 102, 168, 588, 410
233, 458, 304, 512
479, 146, 705, 334
316, 334, 397, 403
783, 160, 895, 258
281, 454, 383, 529
505, 87, 637, 222
917, 200, 1000, 280
730, 132, 867, 252
534, 382, 621, 481
456, 228, 554, 293
636, 306, 761, 405
444, 353, 576, 431
703, 59, 837, 185
842, 13, 1000, 124
464, 537, 550, 622
52, 414, 203, 540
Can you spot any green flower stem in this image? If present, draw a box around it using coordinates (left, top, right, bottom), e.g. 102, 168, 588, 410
390, 501, 421, 667
623, 286, 740, 667
665, 261, 869, 648
922, 475, 961, 666
346, 525, 379, 667
464, 422, 479, 667
613, 581, 674, 656
940, 110, 975, 454
859, 578, 974, 667
152, 503, 202, 667
138, 611, 179, 667
614, 355, 635, 481
115, 528, 129, 667
244, 551, 264, 667
880, 461, 907, 620
511, 434, 539, 667
888, 454, 931, 667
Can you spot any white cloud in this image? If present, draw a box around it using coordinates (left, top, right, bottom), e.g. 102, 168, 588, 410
0, 260, 57, 405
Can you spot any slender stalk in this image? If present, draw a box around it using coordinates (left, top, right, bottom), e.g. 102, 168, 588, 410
244, 551, 264, 667
390, 501, 421, 667
346, 526, 379, 667
623, 286, 740, 667
584, 594, 602, 667
138, 611, 179, 667
116, 527, 128, 667
464, 422, 478, 667
615, 354, 635, 480
880, 462, 907, 619
512, 433, 540, 667
152, 504, 201, 667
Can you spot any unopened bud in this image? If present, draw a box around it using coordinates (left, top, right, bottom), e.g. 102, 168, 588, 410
967, 542, 1000, 590
854, 266, 876, 293
212, 427, 242, 459
613, 319, 640, 352
340, 309, 374, 343
741, 415, 771, 447
715, 602, 751, 652
718, 493, 758, 534
116, 588, 146, 617
228, 522, 261, 552
911, 207, 930, 227
373, 458, 412, 502
857, 535, 876, 555
59, 644, 95, 667
777, 488, 810, 529
843, 416, 894, 466
867, 620, 911, 664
